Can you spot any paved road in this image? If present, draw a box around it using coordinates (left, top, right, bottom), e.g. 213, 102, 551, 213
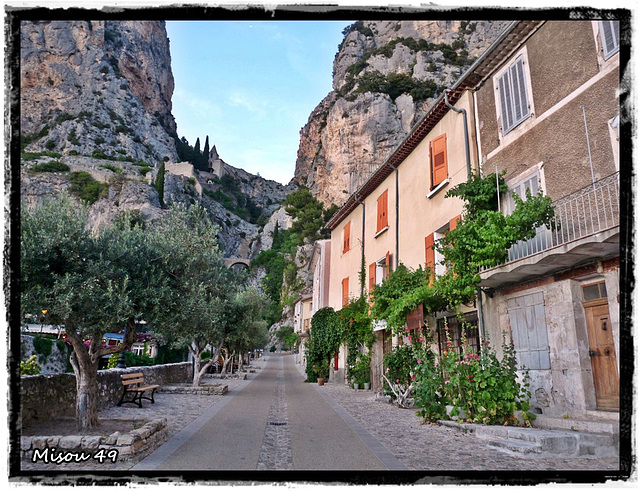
134, 354, 398, 471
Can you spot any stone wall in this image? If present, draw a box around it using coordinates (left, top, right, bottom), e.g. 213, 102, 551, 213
21, 362, 192, 425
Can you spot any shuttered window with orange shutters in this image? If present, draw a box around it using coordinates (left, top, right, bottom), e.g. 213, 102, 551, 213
429, 134, 448, 189
376, 189, 389, 233
342, 221, 351, 253
342, 277, 349, 307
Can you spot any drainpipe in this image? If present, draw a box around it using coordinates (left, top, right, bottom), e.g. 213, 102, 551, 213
446, 88, 487, 343
444, 89, 472, 180
354, 194, 365, 298
388, 162, 400, 270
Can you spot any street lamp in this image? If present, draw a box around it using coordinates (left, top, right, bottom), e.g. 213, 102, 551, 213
40, 309, 48, 334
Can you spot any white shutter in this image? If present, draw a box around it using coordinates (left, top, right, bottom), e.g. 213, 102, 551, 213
499, 55, 531, 135
600, 20, 620, 60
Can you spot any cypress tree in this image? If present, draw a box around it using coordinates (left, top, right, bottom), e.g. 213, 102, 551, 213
154, 162, 165, 208
202, 136, 210, 170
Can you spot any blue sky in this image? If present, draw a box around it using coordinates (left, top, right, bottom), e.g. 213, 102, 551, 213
166, 21, 351, 184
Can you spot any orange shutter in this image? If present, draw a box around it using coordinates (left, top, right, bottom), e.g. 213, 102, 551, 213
368, 263, 377, 293
343, 221, 351, 253
377, 189, 388, 232
449, 214, 461, 231
425, 233, 435, 284
342, 277, 349, 307
384, 251, 391, 280
368, 262, 377, 306
430, 134, 448, 189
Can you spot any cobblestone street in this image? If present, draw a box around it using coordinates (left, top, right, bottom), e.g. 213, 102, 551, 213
20, 355, 620, 480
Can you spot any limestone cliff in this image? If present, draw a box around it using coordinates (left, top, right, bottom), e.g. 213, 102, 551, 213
19, 20, 293, 259
294, 20, 510, 206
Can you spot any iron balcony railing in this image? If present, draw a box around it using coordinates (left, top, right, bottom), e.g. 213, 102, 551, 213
504, 171, 620, 264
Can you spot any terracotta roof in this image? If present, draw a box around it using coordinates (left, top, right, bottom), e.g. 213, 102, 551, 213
327, 20, 543, 231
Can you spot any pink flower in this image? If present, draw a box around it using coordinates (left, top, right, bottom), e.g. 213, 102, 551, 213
396, 379, 400, 383
411, 376, 416, 381
408, 335, 412, 343
417, 359, 422, 364
385, 367, 389, 373
444, 380, 450, 384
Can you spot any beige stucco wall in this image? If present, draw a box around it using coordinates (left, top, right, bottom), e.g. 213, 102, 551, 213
397, 90, 477, 268
329, 90, 479, 315
329, 204, 364, 309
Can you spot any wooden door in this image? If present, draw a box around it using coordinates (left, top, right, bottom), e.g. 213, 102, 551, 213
585, 301, 619, 410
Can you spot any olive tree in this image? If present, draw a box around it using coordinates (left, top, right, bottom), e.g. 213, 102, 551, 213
148, 202, 243, 386
21, 194, 166, 429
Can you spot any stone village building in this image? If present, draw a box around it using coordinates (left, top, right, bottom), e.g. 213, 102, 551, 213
313, 20, 621, 431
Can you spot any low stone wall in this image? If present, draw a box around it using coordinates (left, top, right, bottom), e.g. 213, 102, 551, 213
158, 384, 228, 395
21, 362, 192, 426
22, 418, 168, 463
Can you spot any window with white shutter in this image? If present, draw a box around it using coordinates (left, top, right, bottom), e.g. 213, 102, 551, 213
496, 55, 531, 136
507, 292, 551, 370
600, 20, 620, 60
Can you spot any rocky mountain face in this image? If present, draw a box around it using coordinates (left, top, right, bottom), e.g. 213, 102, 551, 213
294, 20, 510, 206
19, 20, 293, 259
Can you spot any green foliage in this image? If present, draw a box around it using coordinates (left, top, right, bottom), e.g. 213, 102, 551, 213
414, 326, 533, 425
434, 173, 554, 307
21, 192, 175, 425
22, 151, 62, 161
32, 335, 53, 361
31, 160, 70, 173
370, 264, 447, 332
21, 355, 41, 375
352, 70, 438, 101
282, 187, 327, 245
154, 162, 165, 207
306, 307, 343, 382
69, 171, 109, 205
99, 164, 123, 174
349, 352, 372, 385
276, 325, 297, 349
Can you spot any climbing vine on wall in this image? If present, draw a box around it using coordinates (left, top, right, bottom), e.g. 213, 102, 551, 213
371, 172, 555, 327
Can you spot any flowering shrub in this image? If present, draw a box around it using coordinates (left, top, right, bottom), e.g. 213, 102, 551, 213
20, 355, 41, 375
414, 321, 534, 425
382, 326, 433, 407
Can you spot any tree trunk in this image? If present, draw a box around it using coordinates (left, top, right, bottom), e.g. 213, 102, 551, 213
67, 332, 101, 430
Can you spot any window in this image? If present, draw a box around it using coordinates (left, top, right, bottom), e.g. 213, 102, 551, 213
582, 281, 608, 302
600, 20, 620, 60
437, 312, 480, 356
369, 253, 391, 303
376, 189, 389, 234
425, 217, 458, 281
342, 221, 351, 253
497, 54, 531, 136
429, 134, 448, 189
507, 292, 551, 370
341, 277, 349, 307
504, 169, 550, 261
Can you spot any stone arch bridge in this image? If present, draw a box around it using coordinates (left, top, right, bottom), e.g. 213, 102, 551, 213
224, 257, 251, 270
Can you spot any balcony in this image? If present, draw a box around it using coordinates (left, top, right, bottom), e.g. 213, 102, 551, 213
480, 172, 620, 289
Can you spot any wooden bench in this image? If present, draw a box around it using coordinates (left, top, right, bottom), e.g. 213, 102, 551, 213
117, 372, 160, 408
